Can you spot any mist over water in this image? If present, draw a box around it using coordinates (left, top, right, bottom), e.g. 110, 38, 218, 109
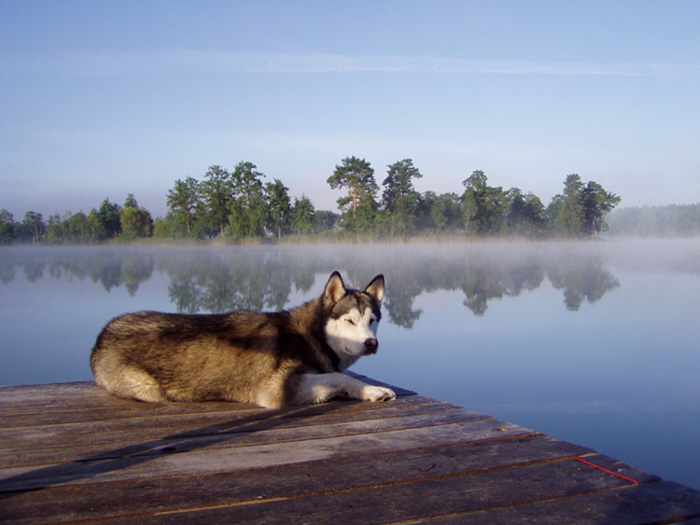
1, 239, 699, 490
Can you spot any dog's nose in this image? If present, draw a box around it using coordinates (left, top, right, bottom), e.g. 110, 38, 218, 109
364, 338, 378, 354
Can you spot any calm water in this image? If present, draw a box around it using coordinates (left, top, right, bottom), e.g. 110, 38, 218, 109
1, 241, 699, 491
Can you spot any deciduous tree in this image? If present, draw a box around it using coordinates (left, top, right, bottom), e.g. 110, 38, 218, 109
96, 198, 122, 240
120, 195, 153, 240
265, 178, 291, 238
553, 174, 586, 236
382, 159, 423, 236
265, 179, 292, 239
67, 211, 89, 243
505, 188, 545, 237
167, 176, 202, 237
291, 195, 315, 235
229, 161, 266, 238
201, 165, 232, 237
462, 170, 506, 235
420, 192, 461, 232
0, 209, 15, 244
21, 211, 45, 243
581, 181, 621, 236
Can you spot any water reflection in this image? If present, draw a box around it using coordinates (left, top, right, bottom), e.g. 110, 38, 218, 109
0, 244, 623, 327
1, 247, 156, 295
549, 256, 621, 310
3, 241, 700, 492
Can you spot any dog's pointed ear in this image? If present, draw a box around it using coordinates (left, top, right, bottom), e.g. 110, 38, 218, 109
323, 271, 347, 306
364, 274, 385, 304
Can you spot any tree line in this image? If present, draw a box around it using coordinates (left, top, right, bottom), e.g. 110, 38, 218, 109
0, 157, 621, 245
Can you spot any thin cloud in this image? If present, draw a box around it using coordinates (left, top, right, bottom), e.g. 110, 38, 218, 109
2, 49, 698, 78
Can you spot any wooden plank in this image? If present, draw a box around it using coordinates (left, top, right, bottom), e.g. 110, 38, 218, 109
0, 376, 415, 426
3, 381, 700, 524
0, 418, 535, 492
430, 481, 700, 524
0, 435, 591, 523
0, 395, 463, 453
0, 383, 253, 425
0, 394, 458, 438
0, 399, 249, 426
0, 407, 485, 468
0, 390, 456, 440
76, 455, 661, 524
0, 382, 98, 404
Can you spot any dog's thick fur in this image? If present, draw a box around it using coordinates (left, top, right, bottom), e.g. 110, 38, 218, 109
90, 271, 395, 408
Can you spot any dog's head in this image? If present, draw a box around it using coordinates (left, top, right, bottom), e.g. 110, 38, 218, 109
322, 271, 385, 369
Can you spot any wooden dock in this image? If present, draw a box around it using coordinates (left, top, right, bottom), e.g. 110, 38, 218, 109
2, 376, 700, 524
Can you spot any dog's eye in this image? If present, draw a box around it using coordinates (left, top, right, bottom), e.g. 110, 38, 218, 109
345, 318, 355, 325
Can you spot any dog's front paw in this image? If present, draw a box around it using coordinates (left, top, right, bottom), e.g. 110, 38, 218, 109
361, 385, 396, 402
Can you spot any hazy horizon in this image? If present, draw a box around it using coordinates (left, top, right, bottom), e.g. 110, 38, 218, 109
3, 2, 700, 219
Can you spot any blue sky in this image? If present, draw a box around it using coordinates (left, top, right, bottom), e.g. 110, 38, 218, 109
2, 0, 699, 218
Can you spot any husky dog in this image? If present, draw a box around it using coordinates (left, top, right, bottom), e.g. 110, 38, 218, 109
90, 271, 395, 408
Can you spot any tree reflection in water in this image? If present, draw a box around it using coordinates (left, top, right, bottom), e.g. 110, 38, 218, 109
0, 244, 623, 328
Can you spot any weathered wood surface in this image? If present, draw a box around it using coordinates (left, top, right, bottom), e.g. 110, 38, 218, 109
2, 377, 700, 524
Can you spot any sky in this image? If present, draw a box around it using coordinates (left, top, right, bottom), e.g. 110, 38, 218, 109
2, 0, 699, 219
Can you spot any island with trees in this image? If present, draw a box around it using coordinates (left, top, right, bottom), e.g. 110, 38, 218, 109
1, 156, 623, 244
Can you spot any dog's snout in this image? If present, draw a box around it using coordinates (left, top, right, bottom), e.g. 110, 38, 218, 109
364, 338, 378, 354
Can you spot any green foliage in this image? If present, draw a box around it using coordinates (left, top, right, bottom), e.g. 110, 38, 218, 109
382, 159, 423, 236
552, 174, 586, 236
228, 162, 267, 239
166, 177, 203, 238
581, 181, 621, 235
120, 200, 153, 240
290, 195, 315, 235
201, 165, 232, 237
505, 189, 545, 237
265, 179, 291, 239
153, 215, 175, 239
547, 174, 621, 237
462, 170, 507, 235
382, 159, 422, 209
124, 193, 138, 209
313, 210, 338, 234
67, 211, 90, 243
0, 209, 16, 245
3, 158, 626, 244
420, 192, 462, 232
86, 209, 104, 242
96, 198, 122, 240
327, 156, 378, 229
19, 211, 45, 243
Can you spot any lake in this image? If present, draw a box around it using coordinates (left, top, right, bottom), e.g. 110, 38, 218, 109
1, 240, 699, 491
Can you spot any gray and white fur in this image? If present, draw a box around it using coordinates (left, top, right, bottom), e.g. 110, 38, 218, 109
90, 271, 395, 408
